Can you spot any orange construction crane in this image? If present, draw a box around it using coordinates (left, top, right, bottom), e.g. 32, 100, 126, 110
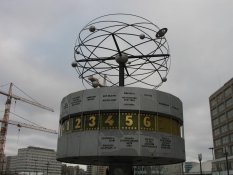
0, 119, 58, 134
0, 83, 54, 171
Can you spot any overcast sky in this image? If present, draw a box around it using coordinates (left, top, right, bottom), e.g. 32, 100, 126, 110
0, 0, 233, 166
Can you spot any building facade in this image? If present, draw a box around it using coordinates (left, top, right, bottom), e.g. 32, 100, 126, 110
85, 165, 107, 175
7, 146, 62, 174
133, 164, 183, 175
61, 164, 86, 175
184, 162, 198, 173
209, 78, 233, 175
5, 156, 17, 173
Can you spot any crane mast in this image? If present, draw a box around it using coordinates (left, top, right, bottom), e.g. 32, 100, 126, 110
0, 83, 12, 171
0, 83, 54, 172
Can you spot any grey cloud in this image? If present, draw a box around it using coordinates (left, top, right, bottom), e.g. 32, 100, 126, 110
0, 0, 232, 164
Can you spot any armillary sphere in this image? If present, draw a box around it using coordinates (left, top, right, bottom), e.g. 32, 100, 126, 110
72, 13, 170, 89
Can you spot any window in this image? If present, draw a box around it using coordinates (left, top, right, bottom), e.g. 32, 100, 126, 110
214, 128, 220, 136
229, 122, 233, 130
213, 118, 219, 127
230, 134, 233, 142
227, 109, 233, 119
226, 98, 233, 108
215, 139, 221, 147
225, 87, 232, 97
221, 125, 228, 133
215, 148, 223, 157
212, 108, 217, 116
218, 93, 224, 103
219, 114, 227, 123
230, 160, 233, 169
222, 136, 229, 144
211, 98, 217, 107
231, 145, 233, 155
218, 103, 225, 113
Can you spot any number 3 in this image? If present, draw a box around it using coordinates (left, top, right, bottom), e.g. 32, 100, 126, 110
89, 115, 96, 127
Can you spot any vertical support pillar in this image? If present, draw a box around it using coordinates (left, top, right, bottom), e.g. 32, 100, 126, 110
109, 164, 133, 175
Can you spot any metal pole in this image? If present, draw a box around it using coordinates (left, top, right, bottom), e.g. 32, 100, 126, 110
198, 154, 202, 175
46, 161, 49, 175
181, 162, 184, 175
111, 34, 125, 87
209, 147, 215, 160
225, 151, 229, 175
119, 63, 125, 86
199, 161, 202, 175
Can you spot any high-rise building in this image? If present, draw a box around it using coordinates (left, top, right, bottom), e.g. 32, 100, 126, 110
133, 164, 183, 175
61, 164, 86, 175
5, 156, 17, 173
85, 165, 107, 175
184, 162, 198, 173
209, 78, 233, 175
6, 146, 62, 174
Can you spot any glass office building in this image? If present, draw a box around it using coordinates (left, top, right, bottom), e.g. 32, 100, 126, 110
209, 78, 233, 175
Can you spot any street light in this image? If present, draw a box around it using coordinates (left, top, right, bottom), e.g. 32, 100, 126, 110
198, 154, 203, 175
224, 147, 230, 175
46, 161, 49, 175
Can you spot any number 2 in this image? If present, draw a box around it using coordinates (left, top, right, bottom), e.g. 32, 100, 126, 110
75, 117, 81, 129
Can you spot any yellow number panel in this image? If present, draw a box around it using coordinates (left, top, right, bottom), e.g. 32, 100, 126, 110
157, 116, 171, 134
171, 119, 181, 136
140, 114, 155, 131
100, 113, 119, 129
120, 112, 138, 130
84, 114, 99, 130
62, 118, 72, 133
60, 113, 181, 137
61, 122, 66, 134
73, 115, 83, 131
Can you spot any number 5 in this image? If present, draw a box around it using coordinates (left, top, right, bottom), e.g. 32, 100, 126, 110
125, 115, 133, 126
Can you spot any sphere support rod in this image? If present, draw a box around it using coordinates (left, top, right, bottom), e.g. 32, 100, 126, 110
112, 33, 125, 87
119, 63, 125, 86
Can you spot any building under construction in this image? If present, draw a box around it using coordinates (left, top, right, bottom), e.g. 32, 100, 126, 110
0, 83, 55, 173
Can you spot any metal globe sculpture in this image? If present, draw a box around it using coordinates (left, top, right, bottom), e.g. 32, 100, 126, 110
57, 14, 185, 175
72, 13, 170, 89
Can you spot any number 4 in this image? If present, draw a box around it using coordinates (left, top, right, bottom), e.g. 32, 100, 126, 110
105, 115, 114, 126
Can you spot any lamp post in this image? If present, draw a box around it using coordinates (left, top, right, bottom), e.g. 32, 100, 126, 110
224, 147, 230, 175
46, 161, 49, 175
198, 154, 203, 175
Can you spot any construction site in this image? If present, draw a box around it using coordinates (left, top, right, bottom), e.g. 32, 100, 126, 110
0, 83, 59, 174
